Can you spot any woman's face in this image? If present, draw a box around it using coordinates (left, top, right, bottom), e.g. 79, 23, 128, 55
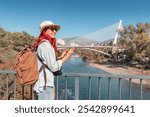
45, 27, 58, 38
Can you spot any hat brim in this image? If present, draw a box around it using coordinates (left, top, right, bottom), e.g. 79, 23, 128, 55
41, 24, 60, 32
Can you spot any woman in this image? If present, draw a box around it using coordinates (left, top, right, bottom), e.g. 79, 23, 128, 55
33, 20, 74, 100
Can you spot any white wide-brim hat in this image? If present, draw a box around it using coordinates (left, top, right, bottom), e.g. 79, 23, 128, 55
40, 20, 60, 32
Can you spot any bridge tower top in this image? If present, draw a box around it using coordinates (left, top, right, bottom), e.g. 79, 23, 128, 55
113, 20, 123, 45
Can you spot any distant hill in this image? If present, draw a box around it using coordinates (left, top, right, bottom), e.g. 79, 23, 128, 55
0, 27, 35, 69
62, 36, 79, 41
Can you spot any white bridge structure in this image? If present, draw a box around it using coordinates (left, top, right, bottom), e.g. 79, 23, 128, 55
58, 20, 124, 57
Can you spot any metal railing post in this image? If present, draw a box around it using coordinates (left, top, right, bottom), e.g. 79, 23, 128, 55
140, 79, 143, 100
65, 76, 67, 100
30, 85, 33, 100
56, 76, 59, 100
14, 77, 17, 99
6, 75, 8, 100
129, 78, 132, 100
118, 78, 121, 100
22, 85, 24, 100
75, 77, 80, 100
108, 77, 111, 100
98, 77, 101, 100
88, 77, 92, 100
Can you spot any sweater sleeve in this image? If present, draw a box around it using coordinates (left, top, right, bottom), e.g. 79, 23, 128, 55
37, 41, 62, 72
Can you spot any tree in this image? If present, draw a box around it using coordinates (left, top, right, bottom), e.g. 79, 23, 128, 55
118, 23, 150, 68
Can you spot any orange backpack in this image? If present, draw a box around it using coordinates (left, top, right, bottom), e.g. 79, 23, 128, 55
14, 42, 47, 85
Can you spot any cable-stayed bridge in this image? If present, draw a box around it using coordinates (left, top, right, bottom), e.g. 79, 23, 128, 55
58, 20, 124, 57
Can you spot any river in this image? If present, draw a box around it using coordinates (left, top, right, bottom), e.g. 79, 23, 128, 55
56, 57, 150, 100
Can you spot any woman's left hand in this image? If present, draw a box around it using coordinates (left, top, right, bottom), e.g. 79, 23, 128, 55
58, 49, 68, 59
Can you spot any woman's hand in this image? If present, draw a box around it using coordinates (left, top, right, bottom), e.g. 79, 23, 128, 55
58, 49, 68, 59
66, 48, 75, 57
61, 49, 68, 57
61, 48, 75, 64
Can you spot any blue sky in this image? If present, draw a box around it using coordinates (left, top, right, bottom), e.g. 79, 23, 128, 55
0, 0, 149, 39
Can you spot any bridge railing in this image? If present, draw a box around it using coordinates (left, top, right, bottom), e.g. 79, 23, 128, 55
0, 70, 150, 100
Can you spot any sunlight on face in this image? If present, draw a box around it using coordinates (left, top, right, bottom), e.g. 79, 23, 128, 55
45, 27, 57, 38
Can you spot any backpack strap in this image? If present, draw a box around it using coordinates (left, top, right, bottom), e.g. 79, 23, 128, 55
38, 63, 47, 90
36, 40, 48, 90
37, 54, 48, 90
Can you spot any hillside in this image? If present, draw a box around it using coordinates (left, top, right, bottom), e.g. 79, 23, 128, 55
0, 27, 36, 99
0, 27, 35, 69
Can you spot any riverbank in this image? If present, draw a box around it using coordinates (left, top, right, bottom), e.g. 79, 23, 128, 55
89, 62, 150, 89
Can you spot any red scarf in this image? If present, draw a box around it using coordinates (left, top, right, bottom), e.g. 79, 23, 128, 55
32, 32, 57, 52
